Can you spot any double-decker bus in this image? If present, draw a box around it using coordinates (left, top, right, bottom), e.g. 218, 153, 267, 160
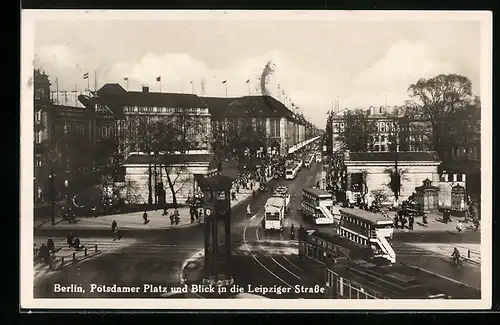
338, 208, 396, 263
301, 188, 338, 225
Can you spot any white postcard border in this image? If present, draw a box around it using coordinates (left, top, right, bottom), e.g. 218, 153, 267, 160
20, 9, 492, 310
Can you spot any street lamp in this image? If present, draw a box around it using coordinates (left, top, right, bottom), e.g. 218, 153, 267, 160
48, 168, 55, 225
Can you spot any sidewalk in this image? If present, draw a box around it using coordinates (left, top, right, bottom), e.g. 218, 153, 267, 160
386, 211, 478, 233
37, 190, 253, 231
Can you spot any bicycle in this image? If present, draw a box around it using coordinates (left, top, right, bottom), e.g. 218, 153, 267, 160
450, 257, 464, 267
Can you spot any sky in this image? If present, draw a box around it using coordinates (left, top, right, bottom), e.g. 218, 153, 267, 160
32, 12, 482, 128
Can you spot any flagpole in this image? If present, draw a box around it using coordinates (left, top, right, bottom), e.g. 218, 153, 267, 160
55, 78, 59, 105
191, 81, 194, 94
159, 80, 162, 92
247, 80, 250, 96
126, 79, 129, 91
94, 71, 97, 92
74, 84, 77, 107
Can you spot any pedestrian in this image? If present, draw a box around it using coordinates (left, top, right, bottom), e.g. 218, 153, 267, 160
169, 213, 175, 226
38, 243, 50, 265
162, 206, 168, 216
408, 215, 414, 231
443, 209, 450, 224
400, 216, 407, 229
456, 221, 464, 233
111, 220, 118, 240
422, 213, 428, 224
47, 236, 55, 253
66, 232, 74, 247
143, 211, 149, 224
72, 236, 82, 250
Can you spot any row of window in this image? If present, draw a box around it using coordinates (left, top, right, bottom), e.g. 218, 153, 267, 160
338, 228, 369, 245
124, 106, 204, 114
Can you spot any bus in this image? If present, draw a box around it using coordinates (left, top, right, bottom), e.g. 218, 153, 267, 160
272, 186, 291, 213
301, 188, 338, 225
338, 208, 396, 263
285, 163, 301, 180
264, 197, 285, 231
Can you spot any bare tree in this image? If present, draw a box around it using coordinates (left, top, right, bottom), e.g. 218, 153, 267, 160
336, 110, 377, 152
407, 73, 474, 159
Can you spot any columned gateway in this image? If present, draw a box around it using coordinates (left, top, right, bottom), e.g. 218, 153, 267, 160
344, 151, 441, 205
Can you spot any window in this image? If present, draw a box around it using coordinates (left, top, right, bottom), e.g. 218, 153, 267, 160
35, 131, 41, 143
380, 145, 386, 151
381, 135, 385, 142
79, 125, 85, 134
374, 145, 379, 152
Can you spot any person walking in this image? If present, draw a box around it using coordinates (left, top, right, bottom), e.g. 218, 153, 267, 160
111, 220, 118, 240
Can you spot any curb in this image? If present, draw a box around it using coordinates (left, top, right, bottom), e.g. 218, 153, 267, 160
35, 194, 255, 232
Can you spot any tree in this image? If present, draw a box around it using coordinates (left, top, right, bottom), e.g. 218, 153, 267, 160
407, 74, 474, 159
336, 110, 377, 152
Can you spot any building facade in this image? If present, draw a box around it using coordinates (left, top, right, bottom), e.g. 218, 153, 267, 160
33, 70, 115, 203
202, 95, 318, 158
330, 106, 433, 153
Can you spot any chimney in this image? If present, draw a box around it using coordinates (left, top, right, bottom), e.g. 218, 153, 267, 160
142, 86, 149, 93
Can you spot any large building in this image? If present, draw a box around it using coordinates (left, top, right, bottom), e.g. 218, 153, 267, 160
77, 84, 319, 205
202, 95, 318, 157
33, 70, 114, 203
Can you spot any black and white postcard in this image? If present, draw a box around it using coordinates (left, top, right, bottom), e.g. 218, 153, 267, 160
20, 10, 492, 310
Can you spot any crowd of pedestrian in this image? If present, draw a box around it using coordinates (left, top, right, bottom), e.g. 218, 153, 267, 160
34, 234, 85, 266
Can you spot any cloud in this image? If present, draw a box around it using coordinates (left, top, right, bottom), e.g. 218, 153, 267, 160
350, 40, 457, 107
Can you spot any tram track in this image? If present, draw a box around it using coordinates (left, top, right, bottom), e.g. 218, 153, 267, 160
238, 162, 325, 298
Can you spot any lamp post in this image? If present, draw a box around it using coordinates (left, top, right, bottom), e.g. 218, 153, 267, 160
49, 167, 55, 225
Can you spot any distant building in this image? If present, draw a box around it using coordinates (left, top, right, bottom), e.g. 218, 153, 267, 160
329, 105, 432, 153
202, 95, 318, 157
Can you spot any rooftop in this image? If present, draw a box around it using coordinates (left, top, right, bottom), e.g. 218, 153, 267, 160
302, 187, 333, 198
339, 208, 393, 225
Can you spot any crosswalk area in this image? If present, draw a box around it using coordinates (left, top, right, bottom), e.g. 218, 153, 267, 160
392, 242, 481, 263
33, 236, 201, 282
399, 242, 481, 263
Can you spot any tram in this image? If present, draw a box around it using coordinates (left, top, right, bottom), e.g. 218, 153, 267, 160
324, 259, 450, 299
272, 186, 291, 213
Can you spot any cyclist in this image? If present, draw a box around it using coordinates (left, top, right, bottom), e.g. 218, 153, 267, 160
451, 247, 461, 265
290, 223, 296, 240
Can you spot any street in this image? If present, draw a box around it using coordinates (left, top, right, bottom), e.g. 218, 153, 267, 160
34, 162, 481, 299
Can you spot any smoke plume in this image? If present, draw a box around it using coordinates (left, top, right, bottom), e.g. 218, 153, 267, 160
260, 60, 276, 96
